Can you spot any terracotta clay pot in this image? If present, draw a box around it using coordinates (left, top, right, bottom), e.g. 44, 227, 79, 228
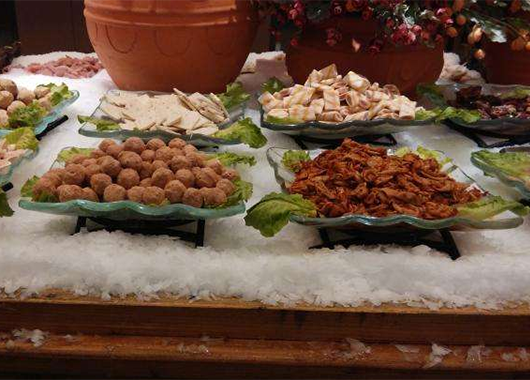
286, 18, 444, 98
484, 41, 530, 85
84, 0, 258, 93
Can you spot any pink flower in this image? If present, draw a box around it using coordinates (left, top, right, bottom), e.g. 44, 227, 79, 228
290, 38, 299, 47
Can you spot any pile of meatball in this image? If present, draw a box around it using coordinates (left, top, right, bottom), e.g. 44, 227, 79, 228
0, 78, 54, 128
32, 137, 240, 208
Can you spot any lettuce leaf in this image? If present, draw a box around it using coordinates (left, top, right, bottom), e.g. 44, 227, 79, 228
395, 146, 452, 166
261, 77, 286, 94
21, 175, 58, 202
265, 115, 302, 125
217, 82, 250, 110
213, 118, 267, 148
208, 152, 256, 167
282, 150, 310, 172
78, 115, 120, 131
415, 107, 481, 123
217, 179, 253, 208
0, 190, 14, 217
244, 192, 317, 237
416, 83, 448, 107
43, 83, 73, 106
4, 127, 38, 151
499, 87, 530, 100
57, 147, 94, 163
457, 196, 529, 220
472, 150, 530, 180
8, 101, 47, 129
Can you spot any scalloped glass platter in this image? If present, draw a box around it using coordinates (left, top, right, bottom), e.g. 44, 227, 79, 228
435, 83, 530, 135
78, 90, 246, 147
19, 147, 246, 221
0, 90, 80, 138
471, 149, 530, 199
0, 149, 37, 187
266, 147, 524, 231
259, 109, 433, 139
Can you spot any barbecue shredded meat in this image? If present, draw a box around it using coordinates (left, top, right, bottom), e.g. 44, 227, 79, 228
289, 139, 484, 219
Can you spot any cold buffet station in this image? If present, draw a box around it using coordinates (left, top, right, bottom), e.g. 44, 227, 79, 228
2, 0, 530, 378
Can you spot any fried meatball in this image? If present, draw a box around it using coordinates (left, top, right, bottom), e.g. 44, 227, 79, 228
34, 85, 50, 99
222, 168, 239, 181
142, 186, 166, 205
118, 151, 143, 171
169, 155, 191, 172
186, 151, 206, 168
165, 180, 186, 204
155, 146, 174, 163
123, 137, 146, 154
99, 157, 122, 178
90, 173, 112, 196
175, 169, 195, 188
127, 186, 145, 203
171, 148, 184, 157
41, 172, 62, 187
17, 87, 35, 105
146, 138, 166, 151
195, 167, 220, 188
63, 164, 86, 186
58, 185, 85, 202
82, 158, 97, 167
206, 159, 224, 175
0, 90, 14, 109
82, 187, 99, 202
7, 100, 25, 115
0, 110, 8, 128
139, 178, 153, 188
106, 144, 124, 159
217, 178, 236, 195
151, 160, 168, 171
37, 97, 52, 111
84, 164, 101, 179
139, 161, 154, 179
0, 79, 17, 97
182, 188, 203, 208
168, 138, 186, 149
103, 184, 127, 202
32, 177, 57, 199
183, 144, 198, 155
67, 154, 88, 165
117, 168, 140, 190
200, 187, 227, 207
191, 167, 202, 176
98, 139, 116, 153
90, 149, 106, 159
140, 149, 155, 162
151, 168, 174, 188
46, 168, 66, 181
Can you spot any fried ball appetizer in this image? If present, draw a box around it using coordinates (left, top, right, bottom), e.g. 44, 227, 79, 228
33, 177, 58, 199
183, 144, 198, 155
168, 138, 186, 149
7, 100, 26, 115
127, 186, 145, 203
41, 171, 63, 187
140, 149, 155, 162
63, 164, 86, 186
90, 149, 106, 159
175, 168, 195, 188
164, 180, 186, 204
34, 85, 50, 99
186, 151, 205, 168
169, 155, 191, 172
139, 178, 153, 188
205, 159, 223, 175
67, 154, 88, 165
146, 138, 165, 151
103, 184, 127, 202
123, 137, 146, 154
155, 146, 175, 163
139, 161, 154, 179
216, 178, 236, 196
118, 151, 143, 171
82, 158, 97, 167
151, 168, 175, 188
182, 188, 203, 208
37, 97, 52, 111
151, 160, 168, 171
0, 91, 14, 109
84, 164, 101, 179
222, 168, 239, 181
98, 139, 116, 153
17, 87, 35, 105
200, 187, 227, 207
117, 168, 140, 190
142, 186, 166, 205
0, 110, 8, 128
99, 156, 122, 178
195, 167, 220, 188
0, 79, 17, 97
90, 173, 112, 196
58, 185, 85, 202
106, 144, 124, 159
82, 187, 99, 202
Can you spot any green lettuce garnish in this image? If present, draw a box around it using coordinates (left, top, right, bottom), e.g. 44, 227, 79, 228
395, 146, 452, 166
8, 101, 47, 129
416, 83, 448, 107
244, 192, 317, 237
57, 147, 94, 163
472, 150, 530, 180
217, 179, 253, 208
0, 190, 14, 217
457, 196, 529, 220
261, 77, 286, 94
4, 127, 38, 151
43, 83, 73, 106
21, 175, 58, 202
78, 115, 120, 131
217, 82, 250, 110
208, 152, 256, 167
415, 107, 482, 124
213, 118, 267, 148
282, 150, 311, 172
499, 87, 530, 100
265, 115, 302, 125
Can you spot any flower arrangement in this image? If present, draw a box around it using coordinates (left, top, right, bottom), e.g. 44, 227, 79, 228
256, 0, 530, 58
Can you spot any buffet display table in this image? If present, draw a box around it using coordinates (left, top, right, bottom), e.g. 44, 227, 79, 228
0, 53, 530, 378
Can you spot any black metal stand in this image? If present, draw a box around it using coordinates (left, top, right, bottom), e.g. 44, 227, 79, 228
36, 115, 69, 140
1, 182, 13, 192
311, 227, 461, 260
292, 134, 397, 150
520, 199, 530, 207
73, 216, 206, 248
446, 120, 530, 148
